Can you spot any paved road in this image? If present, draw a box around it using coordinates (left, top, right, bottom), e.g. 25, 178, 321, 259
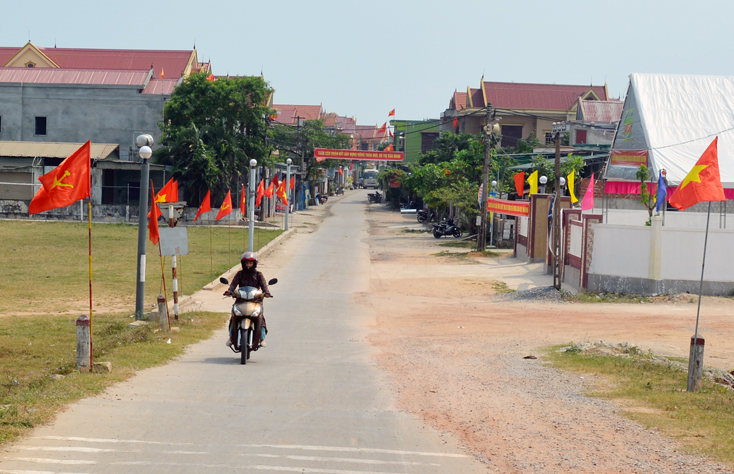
0, 190, 487, 474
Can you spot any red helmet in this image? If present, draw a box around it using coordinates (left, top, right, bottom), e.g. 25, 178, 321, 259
241, 251, 258, 268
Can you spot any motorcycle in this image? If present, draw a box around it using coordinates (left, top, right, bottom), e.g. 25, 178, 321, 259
220, 276, 278, 365
432, 218, 462, 239
367, 191, 382, 203
315, 193, 328, 204
416, 209, 436, 223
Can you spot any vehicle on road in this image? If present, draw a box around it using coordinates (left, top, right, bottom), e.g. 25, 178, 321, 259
362, 168, 379, 189
417, 209, 436, 223
368, 191, 382, 203
315, 193, 328, 204
432, 218, 462, 239
221, 276, 278, 364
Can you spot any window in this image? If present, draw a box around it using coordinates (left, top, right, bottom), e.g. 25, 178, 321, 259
35, 117, 47, 136
26, 62, 36, 68
545, 132, 554, 145
500, 125, 523, 148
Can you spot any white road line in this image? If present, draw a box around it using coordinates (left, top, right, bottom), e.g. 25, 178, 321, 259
162, 451, 208, 455
38, 436, 192, 445
241, 453, 439, 466
0, 470, 92, 474
240, 444, 468, 458
10, 458, 95, 465
112, 462, 415, 474
18, 446, 113, 453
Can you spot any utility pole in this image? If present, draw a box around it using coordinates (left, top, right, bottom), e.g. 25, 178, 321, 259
551, 122, 567, 290
478, 104, 492, 251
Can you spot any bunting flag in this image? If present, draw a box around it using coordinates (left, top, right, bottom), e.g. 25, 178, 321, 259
289, 176, 295, 190
656, 171, 667, 213
264, 180, 274, 198
669, 137, 725, 211
148, 182, 161, 245
453, 116, 458, 128
513, 171, 525, 197
581, 173, 595, 211
29, 141, 91, 214
388, 109, 395, 117
216, 191, 233, 221
568, 171, 578, 204
276, 179, 288, 206
193, 190, 211, 222
206, 73, 215, 82
240, 184, 246, 216
377, 122, 387, 135
155, 178, 179, 203
527, 170, 539, 195
256, 179, 265, 206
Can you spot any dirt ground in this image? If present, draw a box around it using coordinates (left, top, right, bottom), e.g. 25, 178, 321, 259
364, 205, 734, 474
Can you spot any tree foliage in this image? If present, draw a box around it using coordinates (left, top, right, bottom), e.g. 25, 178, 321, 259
155, 72, 274, 205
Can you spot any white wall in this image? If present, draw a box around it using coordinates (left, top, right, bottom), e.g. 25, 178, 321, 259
602, 208, 731, 229
518, 216, 528, 237
569, 223, 582, 258
661, 228, 734, 281
588, 225, 651, 278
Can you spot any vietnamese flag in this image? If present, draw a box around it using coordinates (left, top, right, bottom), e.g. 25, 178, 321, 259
388, 109, 395, 117
264, 180, 274, 198
669, 137, 726, 211
256, 179, 265, 206
148, 182, 161, 245
514, 171, 525, 197
384, 144, 394, 151
193, 190, 211, 222
289, 176, 295, 190
155, 178, 178, 203
29, 141, 91, 214
240, 184, 246, 216
206, 73, 215, 82
271, 174, 279, 190
216, 191, 233, 221
276, 180, 288, 206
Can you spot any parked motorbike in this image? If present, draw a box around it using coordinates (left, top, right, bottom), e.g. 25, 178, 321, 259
336, 186, 344, 195
220, 276, 278, 365
417, 209, 436, 223
315, 193, 328, 204
367, 191, 382, 203
432, 218, 462, 239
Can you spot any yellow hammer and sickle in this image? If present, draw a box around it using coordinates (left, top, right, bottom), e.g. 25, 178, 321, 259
222, 202, 230, 210
51, 170, 74, 190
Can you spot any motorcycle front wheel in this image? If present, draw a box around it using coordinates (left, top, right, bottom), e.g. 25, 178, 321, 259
240, 327, 250, 365
453, 228, 462, 238
433, 229, 442, 239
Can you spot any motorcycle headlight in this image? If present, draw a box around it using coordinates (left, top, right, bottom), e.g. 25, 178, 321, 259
232, 304, 242, 316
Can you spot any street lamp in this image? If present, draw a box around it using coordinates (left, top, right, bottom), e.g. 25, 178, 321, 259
559, 176, 566, 196
134, 134, 154, 320
539, 175, 548, 193
248, 159, 257, 251
285, 158, 292, 231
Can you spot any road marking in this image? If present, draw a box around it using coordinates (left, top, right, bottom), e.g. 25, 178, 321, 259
10, 458, 95, 465
0, 471, 91, 474
112, 462, 419, 474
38, 436, 191, 445
242, 454, 439, 466
162, 451, 208, 455
241, 444, 468, 458
18, 447, 113, 453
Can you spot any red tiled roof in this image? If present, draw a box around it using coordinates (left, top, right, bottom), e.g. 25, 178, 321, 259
272, 104, 322, 122
483, 81, 607, 111
0, 46, 194, 79
142, 78, 179, 95
578, 99, 623, 123
272, 107, 296, 125
469, 88, 483, 108
0, 68, 151, 86
450, 91, 467, 110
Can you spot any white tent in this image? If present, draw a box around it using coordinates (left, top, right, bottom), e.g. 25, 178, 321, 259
606, 73, 734, 194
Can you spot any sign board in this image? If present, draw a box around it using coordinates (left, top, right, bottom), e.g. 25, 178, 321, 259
314, 148, 404, 162
487, 197, 530, 217
610, 149, 648, 167
159, 227, 189, 256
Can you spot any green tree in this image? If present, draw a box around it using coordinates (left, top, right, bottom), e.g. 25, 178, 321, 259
155, 72, 273, 205
636, 164, 655, 223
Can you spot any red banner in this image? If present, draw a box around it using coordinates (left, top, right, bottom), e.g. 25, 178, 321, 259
487, 197, 530, 217
610, 150, 648, 167
314, 148, 404, 162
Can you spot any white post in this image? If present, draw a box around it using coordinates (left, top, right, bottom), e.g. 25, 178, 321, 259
649, 215, 663, 279
248, 159, 257, 251
168, 205, 179, 321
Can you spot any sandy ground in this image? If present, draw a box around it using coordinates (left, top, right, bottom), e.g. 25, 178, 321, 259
364, 204, 734, 473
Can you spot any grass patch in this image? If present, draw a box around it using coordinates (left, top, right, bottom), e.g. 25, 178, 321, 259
0, 311, 225, 445
401, 228, 429, 233
548, 345, 734, 465
492, 281, 515, 294
438, 241, 475, 248
0, 221, 281, 315
564, 292, 653, 304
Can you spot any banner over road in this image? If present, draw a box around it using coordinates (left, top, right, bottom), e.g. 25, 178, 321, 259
314, 148, 404, 162
487, 197, 530, 217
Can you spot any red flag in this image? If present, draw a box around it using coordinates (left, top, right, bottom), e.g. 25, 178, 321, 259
452, 116, 458, 128
276, 180, 288, 206
171, 181, 179, 202
389, 130, 394, 138
289, 176, 295, 190
155, 178, 177, 203
216, 190, 233, 220
194, 190, 211, 222
514, 171, 525, 196
377, 122, 387, 135
240, 184, 246, 216
669, 137, 726, 210
148, 182, 161, 245
581, 173, 595, 211
388, 109, 395, 117
256, 179, 265, 206
384, 144, 394, 151
271, 174, 279, 189
206, 73, 214, 82
29, 141, 91, 214
160, 68, 165, 79
264, 181, 274, 198
338, 167, 344, 175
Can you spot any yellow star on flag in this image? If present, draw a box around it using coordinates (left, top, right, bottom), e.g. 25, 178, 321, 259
155, 194, 167, 203
678, 164, 707, 190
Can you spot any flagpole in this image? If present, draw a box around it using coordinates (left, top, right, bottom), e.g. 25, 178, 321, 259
209, 212, 213, 273
693, 201, 712, 339
688, 201, 712, 392
87, 196, 93, 369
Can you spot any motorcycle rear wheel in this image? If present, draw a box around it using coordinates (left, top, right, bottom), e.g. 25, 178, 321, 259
240, 327, 249, 365
433, 230, 442, 239
417, 213, 427, 223
452, 228, 462, 238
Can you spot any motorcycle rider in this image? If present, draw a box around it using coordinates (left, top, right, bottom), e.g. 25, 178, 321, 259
223, 251, 271, 349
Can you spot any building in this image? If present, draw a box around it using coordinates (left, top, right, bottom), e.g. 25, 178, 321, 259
391, 119, 441, 163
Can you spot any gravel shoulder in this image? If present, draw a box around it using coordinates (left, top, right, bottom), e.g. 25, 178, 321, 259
365, 205, 734, 473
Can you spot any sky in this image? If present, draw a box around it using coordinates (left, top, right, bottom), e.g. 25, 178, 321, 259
4, 0, 734, 126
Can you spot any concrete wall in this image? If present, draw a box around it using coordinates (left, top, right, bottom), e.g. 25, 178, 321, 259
0, 83, 167, 161
588, 224, 650, 278
602, 208, 731, 229
569, 222, 582, 258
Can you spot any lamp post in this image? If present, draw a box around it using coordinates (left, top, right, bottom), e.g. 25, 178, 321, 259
539, 175, 548, 194
285, 158, 292, 231
134, 134, 154, 320
559, 176, 567, 196
248, 159, 257, 252
489, 180, 497, 247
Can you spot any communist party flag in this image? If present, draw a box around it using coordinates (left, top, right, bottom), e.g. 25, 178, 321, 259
148, 182, 161, 245
567, 171, 578, 203
193, 190, 211, 222
155, 178, 178, 203
276, 179, 288, 206
513, 171, 525, 197
527, 170, 539, 195
255, 179, 265, 206
29, 141, 91, 214
377, 122, 387, 135
669, 137, 726, 211
388, 109, 395, 117
264, 180, 274, 198
216, 191, 233, 220
289, 176, 295, 190
240, 184, 246, 216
